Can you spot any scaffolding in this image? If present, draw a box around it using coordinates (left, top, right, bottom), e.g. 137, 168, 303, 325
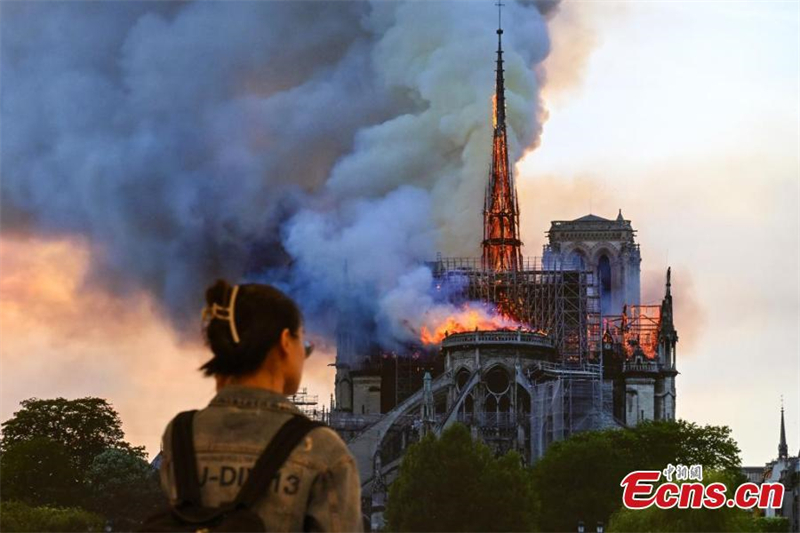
604, 304, 661, 359
289, 387, 324, 420
377, 349, 442, 412
430, 256, 601, 363
527, 361, 604, 460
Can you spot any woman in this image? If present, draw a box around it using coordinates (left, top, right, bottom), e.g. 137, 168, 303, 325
158, 280, 363, 532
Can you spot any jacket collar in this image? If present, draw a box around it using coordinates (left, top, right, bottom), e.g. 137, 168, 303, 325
209, 384, 303, 415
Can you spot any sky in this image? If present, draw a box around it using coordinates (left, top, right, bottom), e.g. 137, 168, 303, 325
1, 0, 798, 466
517, 0, 800, 465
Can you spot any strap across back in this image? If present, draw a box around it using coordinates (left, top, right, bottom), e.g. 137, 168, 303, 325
172, 410, 201, 506
170, 410, 325, 511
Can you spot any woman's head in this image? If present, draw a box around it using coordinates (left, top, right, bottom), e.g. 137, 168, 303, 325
200, 279, 308, 394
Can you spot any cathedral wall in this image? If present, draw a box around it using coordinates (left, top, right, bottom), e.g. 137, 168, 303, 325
335, 370, 353, 412
625, 377, 655, 425
655, 376, 676, 421
623, 252, 641, 306
353, 375, 382, 415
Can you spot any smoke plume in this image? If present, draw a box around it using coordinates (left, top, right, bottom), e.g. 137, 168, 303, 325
1, 1, 552, 351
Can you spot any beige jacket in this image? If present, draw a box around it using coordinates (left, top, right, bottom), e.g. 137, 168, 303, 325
159, 385, 363, 532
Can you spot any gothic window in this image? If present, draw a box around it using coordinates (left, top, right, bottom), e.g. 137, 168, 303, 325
517, 384, 531, 414
456, 368, 471, 391
599, 254, 612, 312
486, 394, 498, 412
498, 395, 510, 413
465, 395, 474, 414
485, 366, 510, 395
570, 251, 586, 270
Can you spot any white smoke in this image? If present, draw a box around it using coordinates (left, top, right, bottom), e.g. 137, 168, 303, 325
0, 1, 553, 351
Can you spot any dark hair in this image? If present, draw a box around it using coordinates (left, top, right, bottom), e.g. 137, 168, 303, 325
200, 279, 303, 377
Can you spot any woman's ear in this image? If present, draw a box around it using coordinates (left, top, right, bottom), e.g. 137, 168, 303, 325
279, 328, 293, 359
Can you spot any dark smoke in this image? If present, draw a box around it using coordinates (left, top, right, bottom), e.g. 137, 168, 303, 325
1, 1, 553, 349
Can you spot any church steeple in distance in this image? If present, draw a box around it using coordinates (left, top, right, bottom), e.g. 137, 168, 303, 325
779, 399, 788, 460
482, 1, 523, 272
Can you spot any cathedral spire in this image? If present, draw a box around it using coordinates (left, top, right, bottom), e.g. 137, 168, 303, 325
658, 267, 678, 369
660, 267, 675, 331
482, 1, 523, 272
779, 400, 788, 460
666, 266, 672, 298
494, 2, 507, 131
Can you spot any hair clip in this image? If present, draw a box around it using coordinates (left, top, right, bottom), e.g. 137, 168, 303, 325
201, 285, 240, 343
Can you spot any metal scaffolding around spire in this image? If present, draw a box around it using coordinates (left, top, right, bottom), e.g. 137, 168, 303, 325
482, 0, 523, 272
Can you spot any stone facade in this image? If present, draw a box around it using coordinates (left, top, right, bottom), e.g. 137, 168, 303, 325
544, 211, 641, 316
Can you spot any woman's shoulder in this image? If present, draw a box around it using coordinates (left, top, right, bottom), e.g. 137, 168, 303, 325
301, 424, 355, 468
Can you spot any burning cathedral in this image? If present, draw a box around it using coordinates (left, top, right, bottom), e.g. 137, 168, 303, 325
326, 15, 679, 525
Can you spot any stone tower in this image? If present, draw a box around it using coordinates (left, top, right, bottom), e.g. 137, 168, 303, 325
621, 267, 678, 425
655, 267, 678, 421
544, 210, 641, 316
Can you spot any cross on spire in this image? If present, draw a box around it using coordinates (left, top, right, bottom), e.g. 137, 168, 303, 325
496, 1, 504, 31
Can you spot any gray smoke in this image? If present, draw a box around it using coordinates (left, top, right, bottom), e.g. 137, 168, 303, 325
1, 1, 552, 348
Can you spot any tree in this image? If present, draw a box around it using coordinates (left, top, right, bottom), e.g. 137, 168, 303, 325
84, 448, 166, 530
386, 424, 538, 532
0, 397, 142, 471
0, 397, 155, 530
753, 516, 791, 532
531, 430, 631, 532
531, 419, 742, 532
0, 500, 104, 532
0, 437, 85, 507
627, 420, 743, 477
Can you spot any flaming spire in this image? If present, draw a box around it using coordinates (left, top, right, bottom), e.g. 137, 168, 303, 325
482, 1, 523, 272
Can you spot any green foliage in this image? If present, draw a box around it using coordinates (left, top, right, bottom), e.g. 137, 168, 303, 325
0, 500, 104, 532
0, 437, 86, 507
753, 516, 791, 532
386, 424, 538, 532
0, 397, 159, 530
531, 419, 742, 532
531, 430, 628, 532
84, 448, 166, 530
0, 397, 143, 471
608, 504, 754, 533
626, 420, 742, 477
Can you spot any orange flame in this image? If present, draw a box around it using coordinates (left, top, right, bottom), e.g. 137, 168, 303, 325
419, 304, 524, 345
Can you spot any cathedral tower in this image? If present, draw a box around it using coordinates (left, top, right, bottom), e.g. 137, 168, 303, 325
544, 210, 641, 315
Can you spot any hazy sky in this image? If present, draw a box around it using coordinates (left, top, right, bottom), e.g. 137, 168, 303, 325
1, 1, 798, 466
517, 0, 800, 465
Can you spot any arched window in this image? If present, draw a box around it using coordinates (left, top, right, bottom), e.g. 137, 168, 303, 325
486, 395, 498, 412
517, 384, 531, 414
456, 368, 471, 391
598, 254, 612, 313
498, 395, 510, 413
570, 251, 586, 270
465, 395, 474, 414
